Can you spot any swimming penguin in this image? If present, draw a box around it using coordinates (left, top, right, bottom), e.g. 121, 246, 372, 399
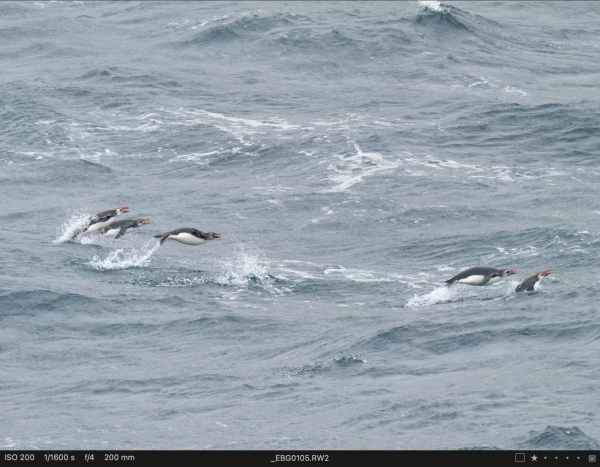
153, 228, 221, 246
515, 269, 551, 292
101, 218, 150, 239
72, 206, 130, 238
445, 267, 517, 287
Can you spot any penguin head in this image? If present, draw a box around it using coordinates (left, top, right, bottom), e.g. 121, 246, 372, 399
504, 269, 517, 277
203, 232, 221, 240
115, 206, 130, 215
133, 218, 150, 226
539, 269, 551, 277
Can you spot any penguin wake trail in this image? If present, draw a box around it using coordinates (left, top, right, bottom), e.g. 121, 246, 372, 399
127, 250, 276, 289
405, 286, 463, 308
405, 284, 517, 308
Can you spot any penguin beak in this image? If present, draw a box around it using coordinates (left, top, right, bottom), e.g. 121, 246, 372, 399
508, 270, 517, 275
121, 206, 130, 213
141, 219, 150, 225
541, 269, 551, 276
213, 233, 221, 239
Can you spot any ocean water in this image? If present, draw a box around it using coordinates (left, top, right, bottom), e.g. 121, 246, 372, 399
1, 0, 600, 450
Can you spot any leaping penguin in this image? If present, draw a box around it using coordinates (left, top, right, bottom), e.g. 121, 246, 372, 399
515, 269, 551, 292
72, 206, 129, 239
101, 218, 150, 239
154, 228, 221, 246
445, 267, 517, 287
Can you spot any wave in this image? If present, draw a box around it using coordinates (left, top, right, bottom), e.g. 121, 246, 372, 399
283, 356, 368, 377
418, 1, 448, 14
463, 425, 600, 450
0, 289, 105, 314
414, 3, 471, 33
519, 426, 600, 450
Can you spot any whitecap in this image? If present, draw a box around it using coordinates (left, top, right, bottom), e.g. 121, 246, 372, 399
418, 1, 447, 13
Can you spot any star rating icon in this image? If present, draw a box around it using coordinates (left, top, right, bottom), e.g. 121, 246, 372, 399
531, 454, 538, 461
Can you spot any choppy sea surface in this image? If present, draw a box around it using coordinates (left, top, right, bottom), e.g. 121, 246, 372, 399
2, 0, 600, 450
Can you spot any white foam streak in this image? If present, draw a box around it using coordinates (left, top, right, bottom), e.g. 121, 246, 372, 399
323, 143, 400, 193
174, 150, 221, 164
197, 110, 300, 131
87, 243, 160, 270
272, 263, 426, 287
504, 86, 529, 97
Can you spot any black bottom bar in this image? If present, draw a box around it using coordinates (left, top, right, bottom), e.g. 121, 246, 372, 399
1, 450, 599, 466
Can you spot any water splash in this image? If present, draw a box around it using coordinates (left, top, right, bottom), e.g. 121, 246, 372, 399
407, 281, 519, 307
212, 246, 272, 287
87, 242, 160, 270
53, 211, 92, 243
405, 285, 460, 307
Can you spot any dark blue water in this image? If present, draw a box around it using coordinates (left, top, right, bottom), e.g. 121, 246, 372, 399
2, 1, 600, 450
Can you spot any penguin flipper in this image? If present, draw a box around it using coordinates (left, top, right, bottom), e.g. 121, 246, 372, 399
478, 274, 496, 286
517, 275, 539, 293
114, 228, 128, 239
516, 280, 535, 293
89, 215, 109, 226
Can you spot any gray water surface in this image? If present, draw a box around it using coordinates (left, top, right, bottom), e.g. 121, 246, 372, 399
1, 1, 600, 450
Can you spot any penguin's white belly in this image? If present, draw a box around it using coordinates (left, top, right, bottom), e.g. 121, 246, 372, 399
103, 227, 134, 237
485, 276, 501, 285
103, 228, 119, 237
533, 279, 542, 291
171, 233, 205, 245
85, 218, 114, 233
458, 275, 486, 285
